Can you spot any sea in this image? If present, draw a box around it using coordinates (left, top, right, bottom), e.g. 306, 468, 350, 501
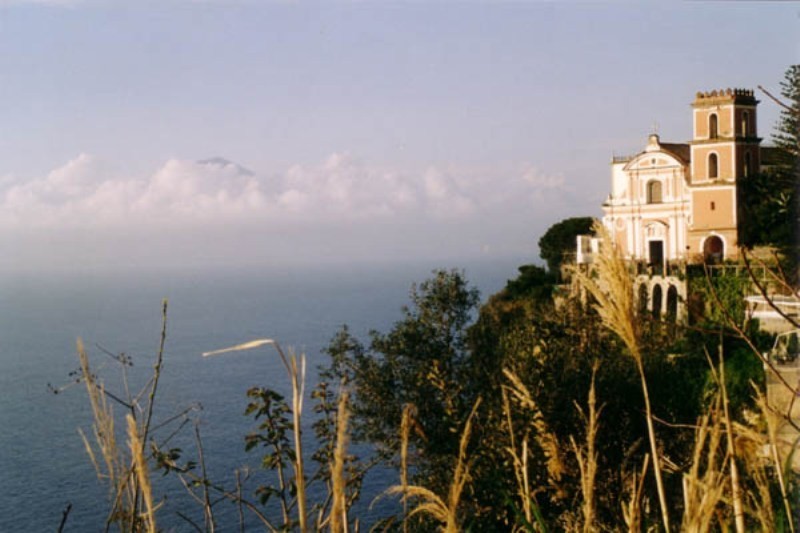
0, 258, 523, 532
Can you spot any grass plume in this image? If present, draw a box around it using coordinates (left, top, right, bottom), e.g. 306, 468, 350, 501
127, 414, 156, 533
571, 363, 601, 533
574, 222, 670, 532
329, 389, 350, 533
388, 398, 482, 532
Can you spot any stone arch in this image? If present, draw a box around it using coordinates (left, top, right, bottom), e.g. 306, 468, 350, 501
638, 283, 649, 316
651, 284, 663, 319
709, 113, 718, 138
666, 285, 679, 322
703, 235, 725, 264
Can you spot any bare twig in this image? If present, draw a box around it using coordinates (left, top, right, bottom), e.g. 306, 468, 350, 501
702, 264, 800, 434
742, 251, 800, 330
194, 423, 216, 533
236, 470, 245, 533
142, 299, 168, 448
759, 85, 796, 113
57, 502, 72, 533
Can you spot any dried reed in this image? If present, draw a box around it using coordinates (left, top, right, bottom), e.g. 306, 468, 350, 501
680, 392, 727, 531
329, 389, 350, 533
400, 404, 414, 533
503, 369, 564, 490
127, 414, 156, 533
388, 399, 481, 532
501, 386, 533, 530
573, 222, 670, 532
202, 338, 309, 531
570, 363, 601, 533
620, 454, 649, 532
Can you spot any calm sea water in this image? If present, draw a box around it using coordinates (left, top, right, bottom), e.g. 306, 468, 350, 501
0, 259, 521, 532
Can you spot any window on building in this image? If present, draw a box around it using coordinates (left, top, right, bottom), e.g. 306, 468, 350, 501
708, 153, 719, 179
742, 111, 750, 137
709, 113, 718, 138
646, 180, 663, 203
710, 201, 716, 210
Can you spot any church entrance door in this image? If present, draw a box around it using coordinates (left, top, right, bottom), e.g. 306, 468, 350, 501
649, 240, 664, 275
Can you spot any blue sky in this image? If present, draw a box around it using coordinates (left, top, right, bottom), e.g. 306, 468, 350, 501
0, 2, 797, 272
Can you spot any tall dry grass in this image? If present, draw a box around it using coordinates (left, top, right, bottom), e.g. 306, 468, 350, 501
503, 369, 564, 494
78, 340, 160, 532
127, 414, 156, 533
76, 298, 168, 531
387, 399, 482, 532
203, 338, 310, 531
571, 363, 601, 533
399, 404, 414, 533
328, 389, 350, 533
71, 276, 799, 531
573, 222, 671, 532
680, 390, 727, 531
620, 454, 649, 532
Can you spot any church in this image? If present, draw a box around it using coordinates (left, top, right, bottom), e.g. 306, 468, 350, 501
577, 88, 779, 318
601, 88, 770, 265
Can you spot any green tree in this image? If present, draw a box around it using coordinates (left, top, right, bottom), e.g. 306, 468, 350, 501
772, 65, 800, 277
321, 268, 713, 530
502, 264, 556, 302
737, 66, 799, 272
321, 270, 481, 498
773, 65, 800, 160
538, 216, 595, 278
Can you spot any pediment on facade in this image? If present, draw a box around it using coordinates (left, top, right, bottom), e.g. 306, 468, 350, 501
623, 151, 684, 172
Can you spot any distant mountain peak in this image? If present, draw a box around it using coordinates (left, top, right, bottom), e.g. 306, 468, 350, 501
197, 157, 254, 176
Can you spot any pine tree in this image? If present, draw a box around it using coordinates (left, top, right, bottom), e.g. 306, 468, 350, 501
771, 65, 800, 278
773, 65, 800, 159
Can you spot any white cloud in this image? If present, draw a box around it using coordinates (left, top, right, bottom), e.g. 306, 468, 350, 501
0, 153, 570, 229
521, 165, 566, 192
422, 167, 475, 217
0, 152, 575, 269
132, 158, 266, 219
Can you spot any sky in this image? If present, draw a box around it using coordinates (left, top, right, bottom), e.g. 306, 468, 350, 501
0, 1, 797, 273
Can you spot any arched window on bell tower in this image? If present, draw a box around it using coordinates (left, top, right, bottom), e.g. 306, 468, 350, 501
742, 111, 750, 137
708, 153, 719, 179
709, 113, 718, 139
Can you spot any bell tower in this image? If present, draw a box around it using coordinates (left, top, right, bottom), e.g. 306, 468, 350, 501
686, 88, 761, 262
689, 88, 760, 183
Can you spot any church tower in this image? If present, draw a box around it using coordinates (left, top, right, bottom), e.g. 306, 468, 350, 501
687, 88, 760, 262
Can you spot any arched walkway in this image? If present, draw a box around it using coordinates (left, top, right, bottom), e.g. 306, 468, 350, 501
666, 285, 679, 323
638, 283, 649, 316
651, 285, 663, 319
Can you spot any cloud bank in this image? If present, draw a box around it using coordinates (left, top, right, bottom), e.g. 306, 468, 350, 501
1, 153, 566, 227
0, 153, 574, 270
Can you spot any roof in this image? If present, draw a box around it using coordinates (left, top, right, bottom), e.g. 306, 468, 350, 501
659, 143, 690, 164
